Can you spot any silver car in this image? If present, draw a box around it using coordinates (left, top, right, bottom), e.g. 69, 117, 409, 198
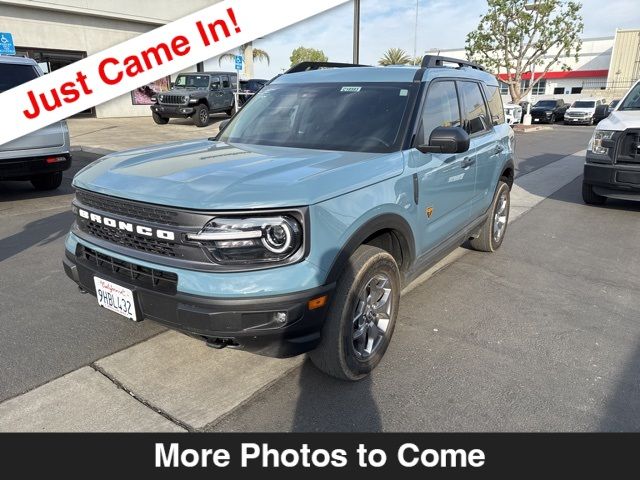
0, 56, 71, 190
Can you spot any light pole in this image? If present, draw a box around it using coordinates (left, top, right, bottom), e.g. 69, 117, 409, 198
522, 0, 541, 126
413, 0, 419, 61
353, 0, 360, 64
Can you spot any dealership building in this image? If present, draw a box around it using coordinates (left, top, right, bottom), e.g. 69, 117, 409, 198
441, 29, 640, 103
0, 0, 225, 118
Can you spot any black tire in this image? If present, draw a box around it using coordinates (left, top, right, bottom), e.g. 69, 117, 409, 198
549, 114, 556, 124
225, 103, 235, 116
31, 172, 63, 191
309, 245, 400, 381
589, 116, 595, 126
582, 181, 606, 205
469, 180, 510, 252
152, 112, 169, 125
192, 104, 209, 127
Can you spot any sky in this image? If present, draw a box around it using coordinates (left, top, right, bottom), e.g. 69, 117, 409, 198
212, 0, 640, 79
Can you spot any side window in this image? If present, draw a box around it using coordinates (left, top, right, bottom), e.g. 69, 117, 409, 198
458, 81, 491, 135
484, 85, 505, 126
418, 81, 461, 145
222, 75, 230, 88
210, 76, 221, 90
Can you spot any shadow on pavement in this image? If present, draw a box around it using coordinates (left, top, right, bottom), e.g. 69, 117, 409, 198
544, 176, 640, 211
0, 210, 74, 263
291, 360, 382, 432
599, 340, 640, 431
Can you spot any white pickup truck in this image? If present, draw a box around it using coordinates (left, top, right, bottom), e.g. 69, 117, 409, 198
0, 55, 71, 190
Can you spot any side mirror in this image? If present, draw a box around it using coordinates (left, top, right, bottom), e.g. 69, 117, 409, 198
417, 126, 470, 154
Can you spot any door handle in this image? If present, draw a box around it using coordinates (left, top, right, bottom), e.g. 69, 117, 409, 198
494, 144, 504, 154
461, 157, 476, 168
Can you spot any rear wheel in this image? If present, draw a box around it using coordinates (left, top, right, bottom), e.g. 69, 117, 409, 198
309, 245, 400, 381
193, 104, 210, 127
152, 112, 169, 125
469, 180, 510, 252
582, 181, 606, 205
31, 172, 63, 191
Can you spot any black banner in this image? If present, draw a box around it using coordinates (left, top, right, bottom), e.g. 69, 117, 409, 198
0, 433, 636, 477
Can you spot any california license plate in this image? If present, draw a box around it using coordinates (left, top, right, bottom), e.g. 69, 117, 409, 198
94, 277, 138, 321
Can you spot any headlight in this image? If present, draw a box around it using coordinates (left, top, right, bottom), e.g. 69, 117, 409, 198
589, 130, 615, 155
187, 215, 303, 265
182, 95, 189, 103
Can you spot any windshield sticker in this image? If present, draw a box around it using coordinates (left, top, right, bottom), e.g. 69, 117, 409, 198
399, 89, 409, 97
340, 86, 362, 93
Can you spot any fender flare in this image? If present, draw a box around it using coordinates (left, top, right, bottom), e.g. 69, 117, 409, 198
324, 213, 416, 285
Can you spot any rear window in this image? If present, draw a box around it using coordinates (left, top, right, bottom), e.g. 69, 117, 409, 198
0, 63, 39, 93
484, 85, 505, 125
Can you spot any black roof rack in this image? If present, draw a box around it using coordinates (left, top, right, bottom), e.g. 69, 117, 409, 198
421, 55, 485, 71
284, 61, 370, 74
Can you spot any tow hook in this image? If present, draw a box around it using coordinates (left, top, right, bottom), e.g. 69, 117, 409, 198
78, 286, 88, 294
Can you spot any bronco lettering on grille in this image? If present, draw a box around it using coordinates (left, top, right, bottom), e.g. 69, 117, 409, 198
77, 208, 176, 241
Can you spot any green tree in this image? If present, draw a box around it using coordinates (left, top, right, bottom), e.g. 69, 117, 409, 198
465, 0, 583, 102
290, 46, 329, 66
378, 48, 412, 66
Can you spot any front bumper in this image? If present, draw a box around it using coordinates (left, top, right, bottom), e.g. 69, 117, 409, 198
151, 104, 195, 117
63, 246, 333, 358
0, 153, 71, 180
564, 116, 592, 124
584, 157, 640, 200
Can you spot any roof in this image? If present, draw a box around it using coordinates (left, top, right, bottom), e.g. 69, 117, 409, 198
0, 55, 37, 65
273, 64, 497, 85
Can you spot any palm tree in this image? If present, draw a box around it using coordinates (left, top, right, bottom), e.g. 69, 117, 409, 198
378, 48, 412, 66
219, 42, 270, 73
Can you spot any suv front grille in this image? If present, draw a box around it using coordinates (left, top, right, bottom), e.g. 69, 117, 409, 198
76, 190, 180, 226
77, 245, 178, 294
82, 220, 177, 257
160, 94, 186, 105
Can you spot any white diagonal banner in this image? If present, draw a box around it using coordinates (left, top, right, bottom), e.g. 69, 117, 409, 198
0, 0, 349, 146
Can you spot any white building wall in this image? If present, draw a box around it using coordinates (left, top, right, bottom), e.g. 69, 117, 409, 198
0, 0, 223, 117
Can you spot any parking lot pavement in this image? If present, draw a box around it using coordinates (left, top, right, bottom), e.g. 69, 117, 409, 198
67, 115, 227, 152
206, 178, 640, 432
515, 124, 594, 177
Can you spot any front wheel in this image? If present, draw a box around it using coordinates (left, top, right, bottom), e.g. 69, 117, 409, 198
582, 181, 606, 205
192, 104, 210, 127
152, 112, 169, 125
309, 245, 400, 381
469, 180, 510, 252
225, 103, 235, 116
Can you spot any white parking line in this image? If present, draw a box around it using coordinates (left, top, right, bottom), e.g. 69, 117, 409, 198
0, 149, 587, 432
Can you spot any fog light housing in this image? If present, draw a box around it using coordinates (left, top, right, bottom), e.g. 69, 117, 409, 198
273, 312, 288, 324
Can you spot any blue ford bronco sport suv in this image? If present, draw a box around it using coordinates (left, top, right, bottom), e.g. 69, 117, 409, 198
64, 56, 515, 380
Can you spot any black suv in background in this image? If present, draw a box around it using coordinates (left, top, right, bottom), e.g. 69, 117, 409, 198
530, 99, 568, 124
238, 78, 268, 106
151, 72, 237, 127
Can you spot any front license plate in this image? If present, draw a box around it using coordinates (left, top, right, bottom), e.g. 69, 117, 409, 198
94, 277, 138, 321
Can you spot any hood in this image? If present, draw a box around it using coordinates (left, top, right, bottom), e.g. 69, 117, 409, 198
596, 110, 640, 132
531, 106, 553, 113
72, 140, 404, 210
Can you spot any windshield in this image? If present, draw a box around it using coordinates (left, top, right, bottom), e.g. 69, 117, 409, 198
174, 74, 210, 89
0, 63, 39, 93
535, 101, 557, 108
572, 101, 595, 108
619, 84, 640, 111
219, 82, 416, 153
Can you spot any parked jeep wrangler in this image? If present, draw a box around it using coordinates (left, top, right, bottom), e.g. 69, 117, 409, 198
151, 72, 237, 127
583, 79, 640, 204
64, 57, 515, 380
